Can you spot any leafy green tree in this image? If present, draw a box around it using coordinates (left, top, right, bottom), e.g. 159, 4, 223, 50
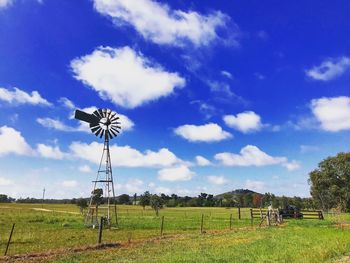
205, 194, 215, 207
133, 193, 137, 205
309, 152, 350, 211
252, 193, 263, 208
76, 198, 88, 214
150, 194, 164, 216
280, 196, 288, 208
139, 191, 151, 209
243, 193, 253, 207
0, 194, 10, 203
118, 194, 130, 204
91, 188, 103, 218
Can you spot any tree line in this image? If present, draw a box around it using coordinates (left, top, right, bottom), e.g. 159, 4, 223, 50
2, 151, 349, 212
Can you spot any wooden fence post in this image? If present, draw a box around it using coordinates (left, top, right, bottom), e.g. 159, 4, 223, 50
250, 209, 253, 227
266, 210, 271, 226
160, 216, 164, 237
229, 214, 233, 230
98, 217, 104, 245
318, 211, 324, 220
238, 207, 241, 220
4, 223, 15, 256
200, 214, 204, 234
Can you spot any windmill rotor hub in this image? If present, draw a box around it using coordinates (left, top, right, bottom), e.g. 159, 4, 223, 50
74, 108, 121, 139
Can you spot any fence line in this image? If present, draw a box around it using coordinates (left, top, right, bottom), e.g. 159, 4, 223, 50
0, 208, 330, 257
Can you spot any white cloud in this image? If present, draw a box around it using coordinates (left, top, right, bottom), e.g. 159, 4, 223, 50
158, 165, 195, 181
70, 141, 180, 168
71, 46, 185, 108
221, 70, 233, 79
79, 164, 92, 173
244, 179, 265, 192
311, 96, 350, 132
223, 111, 262, 133
306, 57, 350, 81
282, 160, 301, 171
215, 145, 287, 167
38, 113, 134, 134
36, 144, 65, 160
93, 0, 231, 47
190, 100, 217, 119
116, 178, 144, 194
0, 126, 33, 156
195, 155, 212, 166
174, 123, 232, 142
37, 118, 74, 132
0, 87, 51, 106
58, 97, 75, 109
207, 80, 235, 97
207, 175, 227, 185
62, 180, 78, 188
0, 0, 13, 8
0, 177, 13, 186
154, 186, 172, 195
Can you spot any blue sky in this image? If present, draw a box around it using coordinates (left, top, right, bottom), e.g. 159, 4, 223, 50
0, 0, 350, 199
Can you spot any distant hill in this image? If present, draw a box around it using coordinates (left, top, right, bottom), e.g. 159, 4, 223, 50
215, 189, 260, 199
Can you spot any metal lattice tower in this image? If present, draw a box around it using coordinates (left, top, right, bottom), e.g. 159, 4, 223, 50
74, 108, 121, 227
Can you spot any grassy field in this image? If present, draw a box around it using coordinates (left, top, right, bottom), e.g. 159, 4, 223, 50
1, 203, 350, 262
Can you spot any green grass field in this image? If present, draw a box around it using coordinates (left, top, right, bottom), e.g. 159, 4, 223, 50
1, 203, 350, 262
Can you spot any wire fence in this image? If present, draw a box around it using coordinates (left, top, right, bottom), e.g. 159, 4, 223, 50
0, 206, 332, 257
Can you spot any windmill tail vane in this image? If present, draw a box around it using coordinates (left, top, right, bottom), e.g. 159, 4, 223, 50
74, 108, 121, 227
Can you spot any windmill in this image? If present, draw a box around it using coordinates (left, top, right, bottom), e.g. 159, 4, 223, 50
74, 108, 121, 227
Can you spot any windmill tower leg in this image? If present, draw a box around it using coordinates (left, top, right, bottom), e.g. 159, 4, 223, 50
105, 137, 118, 227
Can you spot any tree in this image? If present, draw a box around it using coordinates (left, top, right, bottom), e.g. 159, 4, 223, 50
139, 191, 151, 209
91, 188, 103, 218
118, 194, 130, 204
309, 152, 350, 211
150, 194, 164, 216
76, 198, 88, 214
243, 193, 253, 207
222, 193, 235, 207
133, 193, 137, 205
0, 194, 10, 203
252, 193, 263, 208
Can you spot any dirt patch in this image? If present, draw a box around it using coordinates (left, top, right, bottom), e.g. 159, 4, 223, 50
0, 226, 275, 262
0, 243, 120, 263
31, 208, 80, 215
336, 222, 350, 229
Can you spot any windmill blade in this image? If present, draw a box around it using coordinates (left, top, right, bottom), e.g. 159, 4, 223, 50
102, 108, 107, 118
110, 116, 120, 122
92, 111, 102, 119
110, 126, 120, 134
108, 130, 113, 139
98, 109, 104, 119
110, 124, 121, 130
111, 120, 120, 125
89, 121, 100, 128
91, 126, 101, 133
106, 109, 112, 119
100, 129, 105, 138
74, 110, 99, 124
109, 111, 116, 120
109, 128, 117, 137
94, 127, 103, 137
